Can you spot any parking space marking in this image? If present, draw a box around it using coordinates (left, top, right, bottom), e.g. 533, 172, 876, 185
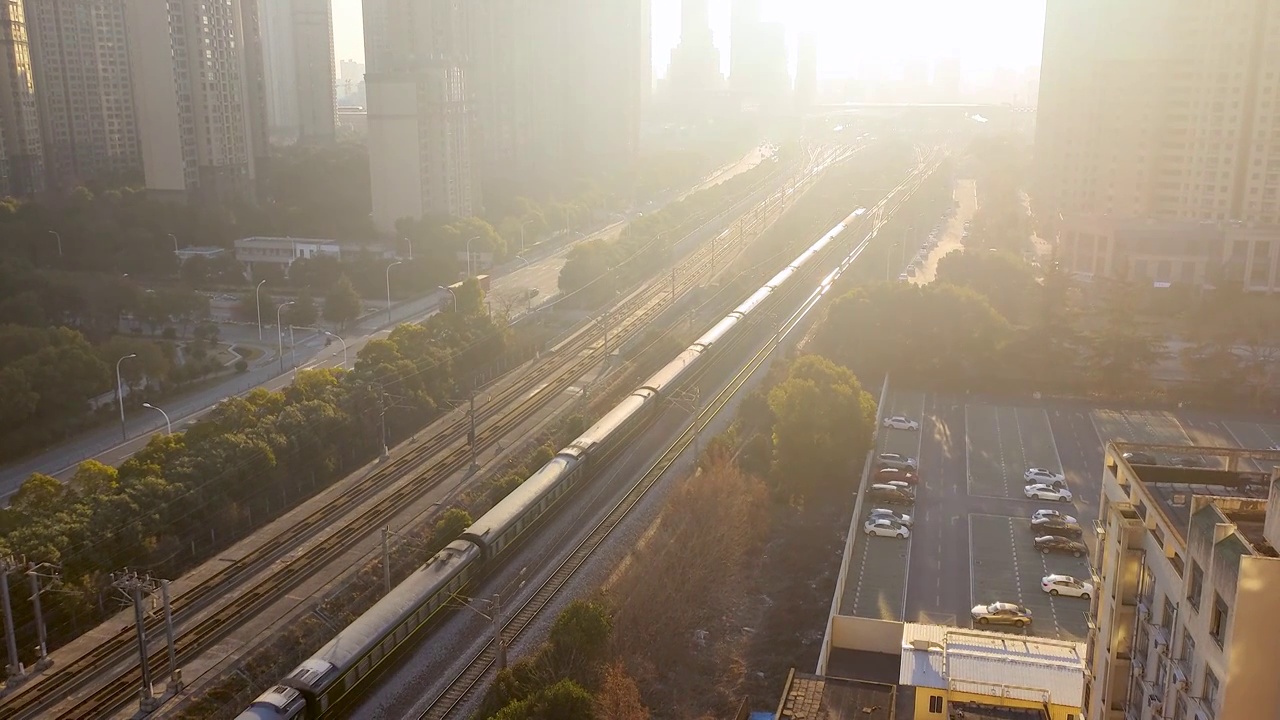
964, 404, 973, 496
1092, 409, 1206, 465
1222, 421, 1280, 473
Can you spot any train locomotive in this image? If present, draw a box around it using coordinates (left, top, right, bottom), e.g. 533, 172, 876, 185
235, 193, 888, 720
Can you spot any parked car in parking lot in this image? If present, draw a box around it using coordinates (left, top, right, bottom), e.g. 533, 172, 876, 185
882, 415, 920, 431
1041, 574, 1093, 599
863, 517, 910, 538
1171, 456, 1206, 468
1033, 519, 1083, 539
875, 467, 918, 485
1024, 468, 1065, 484
1032, 509, 1076, 524
1025, 484, 1072, 502
869, 508, 913, 526
971, 602, 1032, 627
876, 453, 917, 471
1034, 535, 1087, 557
1122, 451, 1158, 465
867, 483, 914, 506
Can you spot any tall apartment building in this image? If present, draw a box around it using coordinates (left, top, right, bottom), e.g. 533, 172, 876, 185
258, 0, 336, 145
1087, 442, 1280, 720
0, 0, 45, 196
123, 0, 263, 203
665, 0, 721, 116
471, 0, 647, 193
794, 33, 817, 110
1038, 0, 1280, 286
729, 0, 760, 102
26, 0, 139, 190
363, 0, 476, 233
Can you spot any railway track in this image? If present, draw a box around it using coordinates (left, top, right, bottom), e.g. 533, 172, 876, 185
2, 149, 844, 720
418, 160, 938, 719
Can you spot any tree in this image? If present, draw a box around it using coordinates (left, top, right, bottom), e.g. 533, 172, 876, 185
323, 275, 362, 330
592, 663, 649, 720
288, 290, 319, 327
456, 276, 485, 316
490, 678, 596, 720
768, 356, 876, 498
1083, 280, 1165, 394
935, 249, 1038, 324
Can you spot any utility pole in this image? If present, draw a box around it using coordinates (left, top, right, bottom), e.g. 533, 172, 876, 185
491, 593, 506, 671
112, 572, 156, 711
0, 557, 23, 682
160, 580, 181, 692
26, 563, 57, 671
382, 527, 392, 594
468, 388, 478, 471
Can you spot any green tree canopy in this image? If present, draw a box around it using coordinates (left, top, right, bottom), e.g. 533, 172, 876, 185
935, 249, 1039, 324
323, 275, 362, 330
490, 679, 596, 720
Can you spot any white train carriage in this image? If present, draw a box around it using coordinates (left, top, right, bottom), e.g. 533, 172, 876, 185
279, 540, 481, 718
461, 387, 657, 559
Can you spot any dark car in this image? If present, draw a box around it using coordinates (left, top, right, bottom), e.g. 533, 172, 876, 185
875, 467, 919, 485
867, 483, 915, 506
1033, 520, 1083, 539
1034, 535, 1087, 557
1122, 451, 1158, 466
1171, 456, 1206, 468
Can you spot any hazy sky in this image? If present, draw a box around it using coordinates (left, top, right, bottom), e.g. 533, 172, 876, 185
331, 0, 1045, 81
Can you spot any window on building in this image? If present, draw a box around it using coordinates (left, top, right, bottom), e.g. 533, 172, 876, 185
1188, 561, 1203, 611
1204, 668, 1219, 710
928, 695, 943, 713
1162, 596, 1175, 636
1210, 593, 1228, 647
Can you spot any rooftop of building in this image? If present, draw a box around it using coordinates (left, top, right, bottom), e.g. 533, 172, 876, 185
235, 236, 341, 247
1108, 442, 1279, 557
898, 623, 1087, 709
774, 670, 897, 720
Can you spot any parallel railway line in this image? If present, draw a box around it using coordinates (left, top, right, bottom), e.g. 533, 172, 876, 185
2, 146, 850, 720
418, 158, 938, 719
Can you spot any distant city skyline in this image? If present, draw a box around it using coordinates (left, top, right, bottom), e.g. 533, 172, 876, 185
330, 0, 1045, 84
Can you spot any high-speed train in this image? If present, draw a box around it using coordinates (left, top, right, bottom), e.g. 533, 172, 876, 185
236, 165, 930, 720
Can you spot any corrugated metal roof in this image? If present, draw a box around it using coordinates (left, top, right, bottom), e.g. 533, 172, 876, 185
898, 623, 1086, 708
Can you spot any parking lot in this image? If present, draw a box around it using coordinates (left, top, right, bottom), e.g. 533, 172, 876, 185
838, 391, 925, 621
840, 389, 1280, 642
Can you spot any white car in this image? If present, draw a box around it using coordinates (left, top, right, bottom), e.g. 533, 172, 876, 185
1025, 484, 1073, 502
1032, 509, 1077, 524
1024, 468, 1065, 484
864, 518, 910, 538
869, 508, 913, 526
882, 415, 921, 431
1041, 574, 1094, 599
1270, 444, 1280, 451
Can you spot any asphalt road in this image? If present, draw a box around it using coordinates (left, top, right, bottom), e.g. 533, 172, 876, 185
847, 389, 1280, 642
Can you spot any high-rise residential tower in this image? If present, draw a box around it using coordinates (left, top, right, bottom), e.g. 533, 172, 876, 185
1037, 0, 1280, 225
364, 0, 476, 233
1037, 0, 1280, 287
27, 0, 139, 190
471, 0, 647, 194
729, 0, 760, 101
123, 0, 262, 203
665, 0, 721, 115
0, 0, 46, 196
259, 0, 336, 145
794, 33, 817, 109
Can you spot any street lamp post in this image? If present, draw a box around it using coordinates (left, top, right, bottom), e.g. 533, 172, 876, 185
438, 285, 458, 313
324, 331, 348, 367
385, 260, 403, 326
276, 301, 294, 374
518, 220, 533, 253
405, 237, 413, 260
465, 236, 480, 278
47, 230, 62, 257
167, 233, 178, 253
141, 403, 172, 435
254, 279, 267, 341
115, 353, 137, 442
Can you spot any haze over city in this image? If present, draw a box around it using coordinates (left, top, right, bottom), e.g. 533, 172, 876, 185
0, 2, 1277, 720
